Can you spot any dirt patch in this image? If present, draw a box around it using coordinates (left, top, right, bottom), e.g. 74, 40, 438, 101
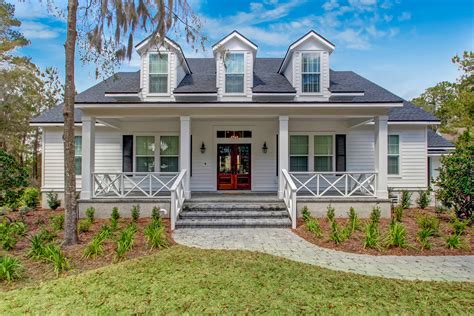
1, 208, 174, 291
294, 207, 473, 256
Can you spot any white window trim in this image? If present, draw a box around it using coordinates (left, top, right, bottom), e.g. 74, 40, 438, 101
147, 52, 170, 96
224, 52, 246, 95
300, 51, 322, 95
132, 133, 180, 173
289, 132, 336, 172
388, 134, 400, 176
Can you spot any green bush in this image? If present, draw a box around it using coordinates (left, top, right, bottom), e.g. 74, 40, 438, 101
43, 244, 70, 275
383, 222, 407, 248
417, 215, 440, 236
131, 205, 140, 222
151, 206, 162, 222
326, 205, 335, 222
110, 207, 120, 230
77, 219, 91, 233
436, 130, 473, 219
0, 255, 23, 282
400, 190, 412, 209
445, 234, 462, 249
329, 220, 345, 245
46, 192, 61, 210
50, 214, 64, 231
22, 187, 40, 208
83, 227, 111, 258
347, 207, 360, 234
27, 234, 49, 259
85, 207, 95, 223
370, 206, 381, 225
144, 223, 168, 249
0, 150, 28, 210
416, 190, 431, 209
0, 220, 27, 251
305, 218, 322, 238
417, 227, 433, 250
301, 206, 311, 222
363, 223, 380, 249
393, 204, 404, 222
451, 217, 469, 235
115, 224, 137, 260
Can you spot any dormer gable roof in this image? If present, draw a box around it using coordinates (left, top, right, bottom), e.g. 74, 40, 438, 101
278, 30, 335, 73
212, 30, 258, 52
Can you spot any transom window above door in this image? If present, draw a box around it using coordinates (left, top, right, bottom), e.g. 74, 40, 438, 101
301, 53, 321, 93
149, 53, 168, 93
224, 53, 245, 93
216, 130, 252, 139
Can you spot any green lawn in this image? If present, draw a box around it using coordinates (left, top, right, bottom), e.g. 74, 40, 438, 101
1, 245, 473, 314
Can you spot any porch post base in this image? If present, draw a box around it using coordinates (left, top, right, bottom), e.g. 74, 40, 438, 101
80, 191, 92, 200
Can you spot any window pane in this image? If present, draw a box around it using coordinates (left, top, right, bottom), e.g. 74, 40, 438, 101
136, 136, 155, 156
136, 157, 155, 172
388, 135, 399, 155
160, 157, 179, 172
149, 74, 168, 93
314, 156, 332, 172
314, 135, 333, 155
290, 156, 308, 172
225, 74, 244, 93
75, 136, 82, 155
149, 54, 168, 73
75, 156, 82, 175
225, 53, 244, 73
388, 156, 399, 174
302, 54, 320, 73
302, 74, 320, 93
160, 136, 179, 156
290, 136, 308, 155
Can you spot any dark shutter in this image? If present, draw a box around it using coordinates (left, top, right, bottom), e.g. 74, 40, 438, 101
276, 134, 279, 176
122, 135, 133, 172
335, 134, 346, 172
190, 135, 192, 177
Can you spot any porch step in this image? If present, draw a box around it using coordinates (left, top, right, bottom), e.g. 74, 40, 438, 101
176, 200, 291, 228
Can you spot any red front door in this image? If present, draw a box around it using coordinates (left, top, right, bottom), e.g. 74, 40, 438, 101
217, 144, 251, 190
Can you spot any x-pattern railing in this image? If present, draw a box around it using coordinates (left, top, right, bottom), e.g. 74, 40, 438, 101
93, 172, 179, 198
289, 171, 377, 198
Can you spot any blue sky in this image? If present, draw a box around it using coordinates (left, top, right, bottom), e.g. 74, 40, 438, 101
11, 0, 474, 99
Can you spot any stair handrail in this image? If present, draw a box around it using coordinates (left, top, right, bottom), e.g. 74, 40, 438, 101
170, 169, 187, 230
282, 169, 297, 229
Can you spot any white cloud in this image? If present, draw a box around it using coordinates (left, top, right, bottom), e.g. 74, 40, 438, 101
335, 28, 371, 49
20, 22, 62, 39
323, 0, 339, 11
398, 11, 412, 21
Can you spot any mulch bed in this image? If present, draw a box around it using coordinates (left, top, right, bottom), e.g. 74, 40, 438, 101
1, 208, 174, 291
294, 207, 473, 256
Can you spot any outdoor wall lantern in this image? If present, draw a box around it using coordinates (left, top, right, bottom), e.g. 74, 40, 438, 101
200, 142, 206, 154
262, 142, 268, 154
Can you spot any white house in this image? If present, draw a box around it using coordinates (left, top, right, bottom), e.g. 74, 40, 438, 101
31, 30, 450, 229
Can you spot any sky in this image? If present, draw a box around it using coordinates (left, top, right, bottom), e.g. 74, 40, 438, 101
10, 0, 474, 100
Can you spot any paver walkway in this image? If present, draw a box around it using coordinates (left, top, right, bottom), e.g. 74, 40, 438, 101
173, 228, 474, 282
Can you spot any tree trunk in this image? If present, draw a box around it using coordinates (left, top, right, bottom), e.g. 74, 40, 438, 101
63, 0, 79, 246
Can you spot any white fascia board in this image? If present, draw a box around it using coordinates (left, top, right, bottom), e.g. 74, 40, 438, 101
30, 123, 106, 127
212, 32, 258, 51
289, 32, 335, 52
387, 121, 441, 125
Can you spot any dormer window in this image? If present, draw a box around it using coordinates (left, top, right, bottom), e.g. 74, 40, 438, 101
224, 53, 245, 93
301, 53, 321, 93
149, 53, 168, 93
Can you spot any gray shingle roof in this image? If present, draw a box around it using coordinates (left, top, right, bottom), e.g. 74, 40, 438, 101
253, 58, 296, 93
388, 101, 439, 122
427, 129, 454, 148
174, 58, 217, 93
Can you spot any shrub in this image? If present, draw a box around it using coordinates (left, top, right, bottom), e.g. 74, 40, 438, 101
370, 206, 381, 225
46, 192, 61, 210
83, 228, 111, 258
22, 187, 40, 208
301, 206, 311, 223
435, 205, 449, 214
326, 205, 335, 222
305, 218, 322, 238
445, 234, 462, 249
416, 190, 431, 209
0, 150, 28, 210
27, 234, 49, 259
43, 244, 70, 275
451, 217, 469, 235
0, 229, 17, 251
383, 222, 407, 248
363, 223, 380, 249
347, 207, 360, 234
36, 227, 56, 242
329, 220, 346, 245
19, 206, 32, 219
77, 219, 91, 233
115, 224, 137, 260
110, 207, 120, 230
144, 223, 168, 249
0, 220, 27, 251
85, 207, 95, 223
417, 215, 440, 236
417, 227, 433, 250
0, 256, 22, 282
131, 205, 140, 222
400, 190, 412, 209
393, 204, 404, 222
50, 214, 64, 231
151, 206, 162, 222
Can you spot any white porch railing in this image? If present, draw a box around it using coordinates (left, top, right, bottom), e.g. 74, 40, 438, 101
282, 169, 297, 229
92, 172, 179, 198
170, 169, 187, 230
289, 171, 377, 198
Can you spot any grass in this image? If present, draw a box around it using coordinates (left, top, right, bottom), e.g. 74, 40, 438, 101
0, 246, 472, 314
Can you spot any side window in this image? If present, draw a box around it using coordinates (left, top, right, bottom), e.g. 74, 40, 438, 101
136, 136, 155, 172
75, 136, 82, 175
289, 135, 308, 171
301, 53, 321, 93
160, 136, 179, 172
149, 53, 168, 93
388, 135, 400, 175
314, 135, 333, 171
224, 53, 245, 93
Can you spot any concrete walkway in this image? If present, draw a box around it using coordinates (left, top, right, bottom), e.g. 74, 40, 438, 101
173, 228, 474, 282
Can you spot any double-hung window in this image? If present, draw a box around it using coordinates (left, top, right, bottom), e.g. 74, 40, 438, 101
301, 53, 321, 93
314, 135, 333, 171
75, 136, 82, 175
136, 136, 155, 172
289, 135, 308, 171
160, 136, 179, 172
224, 53, 245, 93
388, 135, 400, 175
149, 53, 168, 93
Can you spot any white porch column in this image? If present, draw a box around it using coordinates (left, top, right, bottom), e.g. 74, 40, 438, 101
374, 115, 388, 199
278, 116, 289, 198
80, 116, 95, 200
180, 116, 191, 199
